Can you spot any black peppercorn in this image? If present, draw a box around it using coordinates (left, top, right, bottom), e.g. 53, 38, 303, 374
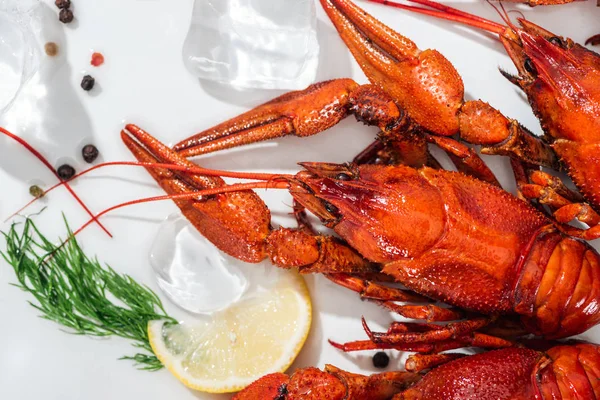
59, 8, 74, 23
57, 164, 76, 181
55, 0, 71, 9
29, 185, 45, 199
372, 351, 390, 369
82, 144, 99, 163
81, 75, 95, 91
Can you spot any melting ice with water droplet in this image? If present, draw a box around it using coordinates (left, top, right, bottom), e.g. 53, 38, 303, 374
149, 214, 249, 314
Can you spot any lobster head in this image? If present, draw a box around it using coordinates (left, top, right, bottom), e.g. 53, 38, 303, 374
500, 19, 600, 144
290, 163, 446, 264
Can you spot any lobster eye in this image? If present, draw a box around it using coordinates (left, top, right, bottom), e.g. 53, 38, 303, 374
324, 202, 339, 215
336, 173, 352, 181
524, 58, 537, 75
548, 36, 563, 47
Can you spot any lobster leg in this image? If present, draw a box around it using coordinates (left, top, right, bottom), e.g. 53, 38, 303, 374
516, 169, 600, 239
326, 273, 427, 303
325, 273, 468, 322
425, 134, 499, 187
292, 200, 317, 235
587, 34, 600, 47
174, 80, 405, 158
330, 332, 511, 353
380, 303, 464, 322
365, 317, 491, 345
405, 353, 466, 373
527, 170, 585, 204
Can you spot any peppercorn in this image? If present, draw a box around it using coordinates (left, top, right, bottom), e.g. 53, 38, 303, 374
372, 351, 390, 369
80, 75, 95, 91
57, 164, 76, 181
82, 144, 99, 163
91, 52, 105, 67
44, 42, 59, 57
29, 185, 45, 199
55, 0, 71, 9
59, 8, 74, 23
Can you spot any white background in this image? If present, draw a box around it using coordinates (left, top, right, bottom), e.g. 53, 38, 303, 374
1, 0, 600, 399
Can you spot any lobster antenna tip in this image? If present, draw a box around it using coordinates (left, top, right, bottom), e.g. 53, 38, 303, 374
361, 316, 375, 338
328, 339, 345, 350
379, 0, 505, 36
487, 0, 518, 33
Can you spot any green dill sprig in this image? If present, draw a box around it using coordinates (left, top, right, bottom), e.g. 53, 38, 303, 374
1, 217, 177, 371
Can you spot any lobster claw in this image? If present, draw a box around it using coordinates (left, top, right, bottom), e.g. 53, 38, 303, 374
233, 365, 420, 400
320, 0, 464, 136
121, 124, 272, 263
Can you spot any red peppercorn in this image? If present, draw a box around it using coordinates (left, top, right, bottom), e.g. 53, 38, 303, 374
91, 52, 105, 67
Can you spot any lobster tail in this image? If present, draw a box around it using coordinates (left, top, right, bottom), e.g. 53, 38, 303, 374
515, 230, 600, 338
538, 343, 600, 398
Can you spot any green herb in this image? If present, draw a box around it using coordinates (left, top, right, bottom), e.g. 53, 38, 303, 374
1, 217, 177, 371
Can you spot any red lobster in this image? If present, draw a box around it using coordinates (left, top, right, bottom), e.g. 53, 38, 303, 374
111, 125, 600, 354
371, 0, 600, 240
170, 0, 600, 243
29, 0, 600, 356
232, 343, 600, 400
91, 0, 600, 353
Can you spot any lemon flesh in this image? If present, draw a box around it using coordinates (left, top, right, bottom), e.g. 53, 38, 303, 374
148, 271, 311, 393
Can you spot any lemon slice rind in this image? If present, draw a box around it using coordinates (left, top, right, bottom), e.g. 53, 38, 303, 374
148, 271, 311, 394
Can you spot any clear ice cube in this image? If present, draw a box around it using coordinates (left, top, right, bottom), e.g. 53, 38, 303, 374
149, 214, 249, 314
182, 0, 319, 90
0, 0, 40, 114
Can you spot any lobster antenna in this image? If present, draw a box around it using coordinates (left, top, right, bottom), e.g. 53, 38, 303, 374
507, 9, 526, 21
366, 0, 505, 35
406, 0, 505, 30
0, 127, 112, 237
486, 0, 518, 33
71, 180, 290, 238
5, 160, 292, 222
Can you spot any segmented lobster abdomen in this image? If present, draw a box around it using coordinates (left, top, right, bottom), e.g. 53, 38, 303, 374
514, 229, 600, 338
537, 343, 600, 399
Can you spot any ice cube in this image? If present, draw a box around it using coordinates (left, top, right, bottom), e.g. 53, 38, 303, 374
182, 0, 319, 90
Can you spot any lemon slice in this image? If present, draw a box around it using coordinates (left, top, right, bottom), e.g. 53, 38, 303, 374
148, 270, 311, 393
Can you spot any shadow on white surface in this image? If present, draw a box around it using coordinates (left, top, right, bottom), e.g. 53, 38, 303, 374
0, 3, 96, 182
